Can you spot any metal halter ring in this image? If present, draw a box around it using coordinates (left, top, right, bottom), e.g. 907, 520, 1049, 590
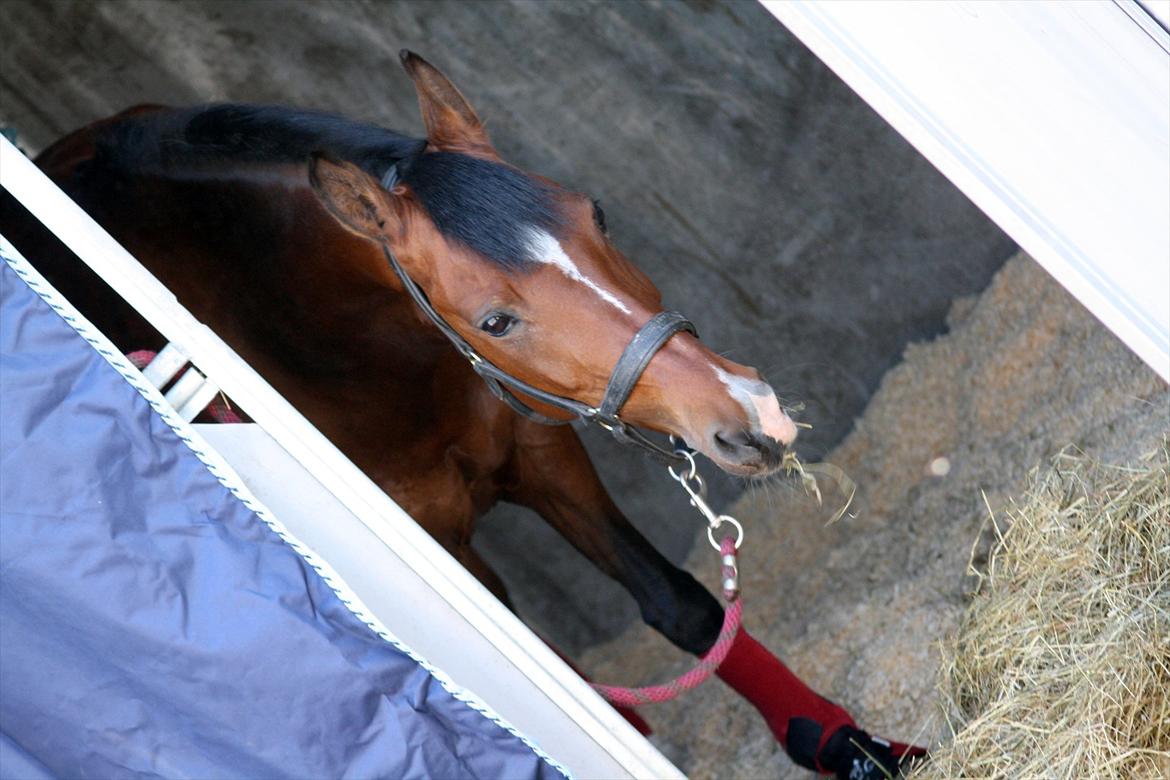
667, 450, 747, 551
667, 448, 700, 484
707, 515, 744, 551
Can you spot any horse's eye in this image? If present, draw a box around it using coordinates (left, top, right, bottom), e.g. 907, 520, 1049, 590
480, 313, 516, 337
592, 199, 608, 235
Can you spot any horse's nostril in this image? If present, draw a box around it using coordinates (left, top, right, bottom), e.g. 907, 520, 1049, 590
713, 429, 744, 451
712, 428, 785, 465
714, 429, 760, 454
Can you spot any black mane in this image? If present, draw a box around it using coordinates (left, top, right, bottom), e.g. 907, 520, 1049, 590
97, 103, 561, 269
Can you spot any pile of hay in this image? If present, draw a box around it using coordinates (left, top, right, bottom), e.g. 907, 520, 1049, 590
916, 446, 1170, 779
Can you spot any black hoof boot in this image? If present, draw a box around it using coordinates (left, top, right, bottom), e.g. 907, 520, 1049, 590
817, 726, 928, 779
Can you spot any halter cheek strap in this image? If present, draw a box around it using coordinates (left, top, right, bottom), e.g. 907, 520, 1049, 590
380, 163, 402, 191
380, 242, 697, 464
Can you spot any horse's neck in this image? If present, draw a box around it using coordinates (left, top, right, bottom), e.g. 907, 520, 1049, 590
102, 165, 451, 385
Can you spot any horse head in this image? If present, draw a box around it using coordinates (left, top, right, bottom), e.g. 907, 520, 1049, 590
308, 51, 797, 477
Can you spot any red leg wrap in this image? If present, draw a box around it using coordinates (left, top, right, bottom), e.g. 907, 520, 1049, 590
716, 628, 854, 773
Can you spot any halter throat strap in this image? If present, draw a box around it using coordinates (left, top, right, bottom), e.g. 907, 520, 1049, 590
380, 243, 695, 463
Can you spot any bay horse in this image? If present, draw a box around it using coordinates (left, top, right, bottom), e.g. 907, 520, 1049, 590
0, 52, 923, 779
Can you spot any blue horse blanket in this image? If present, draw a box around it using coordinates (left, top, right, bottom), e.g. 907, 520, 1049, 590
0, 246, 565, 780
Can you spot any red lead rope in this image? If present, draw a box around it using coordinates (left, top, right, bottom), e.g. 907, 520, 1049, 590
591, 535, 742, 707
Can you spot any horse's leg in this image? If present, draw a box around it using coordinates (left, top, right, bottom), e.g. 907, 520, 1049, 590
503, 423, 924, 777
456, 545, 514, 607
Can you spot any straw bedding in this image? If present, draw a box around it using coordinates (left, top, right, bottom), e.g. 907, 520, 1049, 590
913, 446, 1170, 779
580, 253, 1169, 778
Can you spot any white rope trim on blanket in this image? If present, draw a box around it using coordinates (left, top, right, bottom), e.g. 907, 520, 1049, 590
0, 234, 572, 780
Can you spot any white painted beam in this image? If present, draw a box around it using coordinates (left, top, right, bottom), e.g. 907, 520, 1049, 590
763, 0, 1170, 383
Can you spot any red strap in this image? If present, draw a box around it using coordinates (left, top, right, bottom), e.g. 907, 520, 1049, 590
591, 536, 740, 707
125, 349, 243, 423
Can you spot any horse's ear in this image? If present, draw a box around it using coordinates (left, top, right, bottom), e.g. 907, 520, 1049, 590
308, 153, 399, 242
400, 50, 496, 157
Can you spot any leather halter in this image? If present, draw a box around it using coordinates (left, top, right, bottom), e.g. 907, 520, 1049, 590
380, 243, 696, 464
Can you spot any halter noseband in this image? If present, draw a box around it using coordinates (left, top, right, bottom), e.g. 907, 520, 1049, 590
380, 242, 696, 464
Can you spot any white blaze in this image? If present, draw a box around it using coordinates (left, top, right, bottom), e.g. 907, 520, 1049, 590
525, 228, 631, 314
713, 366, 798, 446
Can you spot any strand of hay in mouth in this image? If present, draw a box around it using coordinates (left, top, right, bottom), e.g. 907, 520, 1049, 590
912, 443, 1170, 779
781, 450, 857, 523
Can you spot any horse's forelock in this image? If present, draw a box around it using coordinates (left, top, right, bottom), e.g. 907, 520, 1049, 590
402, 152, 564, 271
